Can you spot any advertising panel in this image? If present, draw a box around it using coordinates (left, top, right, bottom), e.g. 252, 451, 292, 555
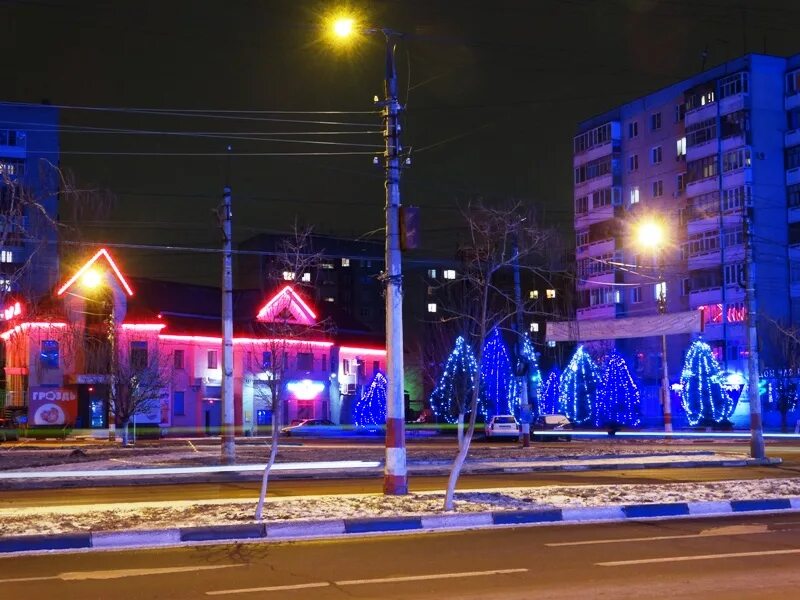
29, 387, 78, 426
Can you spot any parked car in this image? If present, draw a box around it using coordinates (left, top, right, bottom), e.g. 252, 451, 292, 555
0, 416, 20, 442
280, 419, 336, 436
484, 415, 520, 440
532, 414, 573, 441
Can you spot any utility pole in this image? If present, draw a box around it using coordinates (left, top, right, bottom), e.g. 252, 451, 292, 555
381, 30, 407, 495
220, 184, 235, 464
743, 204, 766, 459
655, 249, 672, 432
511, 232, 531, 447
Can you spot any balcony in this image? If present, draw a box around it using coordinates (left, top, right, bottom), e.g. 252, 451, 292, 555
786, 129, 800, 149
787, 92, 800, 112
688, 285, 745, 310
721, 167, 751, 189
576, 237, 615, 259
574, 203, 615, 229
687, 245, 744, 272
685, 102, 716, 127
788, 167, 800, 187
573, 140, 619, 167
686, 139, 716, 162
576, 272, 616, 291
686, 176, 718, 198
576, 303, 619, 321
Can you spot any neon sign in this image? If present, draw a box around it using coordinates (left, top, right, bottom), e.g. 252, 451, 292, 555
286, 379, 325, 400
1, 301, 22, 321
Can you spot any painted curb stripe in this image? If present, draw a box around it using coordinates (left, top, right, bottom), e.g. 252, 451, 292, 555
623, 503, 690, 518
266, 520, 346, 538
0, 533, 91, 553
492, 510, 563, 525
344, 517, 422, 534
730, 498, 792, 512
687, 501, 732, 515
91, 529, 181, 548
180, 524, 265, 542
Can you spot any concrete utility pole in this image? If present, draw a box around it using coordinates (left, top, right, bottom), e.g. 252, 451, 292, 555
381, 30, 407, 495
654, 249, 672, 433
220, 185, 235, 464
743, 204, 766, 459
511, 233, 531, 447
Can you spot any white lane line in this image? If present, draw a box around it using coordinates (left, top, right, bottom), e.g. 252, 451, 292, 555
335, 568, 529, 586
598, 548, 800, 566
206, 582, 330, 596
548, 524, 771, 547
0, 564, 240, 584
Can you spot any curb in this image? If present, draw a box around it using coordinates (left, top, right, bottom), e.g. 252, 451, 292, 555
2, 496, 799, 555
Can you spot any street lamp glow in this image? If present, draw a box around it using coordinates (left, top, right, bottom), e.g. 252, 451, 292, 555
636, 221, 665, 250
332, 17, 354, 39
81, 269, 103, 289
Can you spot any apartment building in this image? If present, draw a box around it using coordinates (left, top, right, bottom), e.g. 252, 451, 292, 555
573, 53, 800, 423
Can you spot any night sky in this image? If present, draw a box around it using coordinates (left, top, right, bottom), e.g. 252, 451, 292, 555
4, 0, 800, 284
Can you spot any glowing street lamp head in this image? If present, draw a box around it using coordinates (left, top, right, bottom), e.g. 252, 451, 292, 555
332, 17, 355, 39
636, 220, 665, 250
81, 269, 103, 290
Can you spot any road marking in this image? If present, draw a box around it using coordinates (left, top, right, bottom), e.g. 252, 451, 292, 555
335, 568, 529, 586
548, 524, 770, 547
205, 568, 529, 596
206, 582, 330, 596
187, 440, 200, 453
0, 564, 240, 584
598, 548, 800, 566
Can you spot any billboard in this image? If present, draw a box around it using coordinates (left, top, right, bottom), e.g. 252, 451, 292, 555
29, 387, 78, 427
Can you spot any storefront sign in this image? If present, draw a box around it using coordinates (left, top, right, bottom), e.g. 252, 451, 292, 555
29, 387, 78, 426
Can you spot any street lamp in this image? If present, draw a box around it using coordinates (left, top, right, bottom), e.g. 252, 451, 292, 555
635, 219, 672, 432
328, 14, 408, 495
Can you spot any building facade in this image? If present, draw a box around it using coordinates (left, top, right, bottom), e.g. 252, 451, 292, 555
1, 248, 386, 435
574, 53, 800, 425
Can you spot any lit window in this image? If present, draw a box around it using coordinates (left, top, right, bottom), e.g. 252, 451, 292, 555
0, 278, 10, 292
529, 290, 539, 300
427, 303, 437, 313
443, 269, 456, 280
546, 289, 556, 299
654, 281, 667, 301
529, 322, 539, 333
321, 263, 334, 270
282, 271, 295, 281
0, 250, 12, 263
208, 350, 218, 370
341, 258, 350, 267
427, 269, 437, 279
630, 186, 640, 205
301, 272, 311, 282
547, 340, 556, 348
324, 297, 335, 303
676, 136, 686, 157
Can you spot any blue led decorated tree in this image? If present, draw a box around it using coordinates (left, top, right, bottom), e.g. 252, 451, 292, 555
480, 328, 514, 416
558, 346, 601, 425
429, 336, 481, 447
510, 335, 543, 417
540, 368, 562, 414
353, 372, 387, 427
679, 340, 734, 426
596, 350, 641, 428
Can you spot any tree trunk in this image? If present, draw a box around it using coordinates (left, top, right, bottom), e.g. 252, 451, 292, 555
457, 412, 465, 450
121, 420, 130, 447
781, 409, 788, 434
255, 397, 281, 521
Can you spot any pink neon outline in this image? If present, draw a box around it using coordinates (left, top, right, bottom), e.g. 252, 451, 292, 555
158, 334, 333, 346
338, 346, 386, 356
0, 322, 67, 341
256, 285, 317, 323
56, 248, 134, 297
121, 323, 166, 331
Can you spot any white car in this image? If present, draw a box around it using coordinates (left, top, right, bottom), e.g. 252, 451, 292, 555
484, 415, 520, 439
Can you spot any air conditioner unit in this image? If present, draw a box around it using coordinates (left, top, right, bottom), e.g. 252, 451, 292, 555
347, 384, 357, 394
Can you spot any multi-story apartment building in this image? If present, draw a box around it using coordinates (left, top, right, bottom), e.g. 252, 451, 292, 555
0, 101, 60, 300
573, 53, 800, 425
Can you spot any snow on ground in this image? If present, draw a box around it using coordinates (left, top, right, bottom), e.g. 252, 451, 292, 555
1, 478, 798, 537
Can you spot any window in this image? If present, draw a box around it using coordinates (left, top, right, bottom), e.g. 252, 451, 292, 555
546, 289, 556, 299
575, 195, 588, 215
630, 186, 640, 205
686, 118, 717, 147
718, 72, 748, 99
173, 391, 185, 416
529, 290, 539, 300
652, 180, 663, 197
297, 352, 313, 371
686, 155, 718, 183
650, 112, 662, 130
262, 351, 272, 369
787, 69, 800, 96
651, 146, 662, 164
321, 354, 328, 372
427, 269, 437, 279
722, 186, 750, 212
676, 173, 686, 194
628, 121, 638, 138
301, 272, 311, 282
372, 360, 380, 375
574, 156, 613, 184
208, 350, 218, 370
675, 103, 686, 123
529, 322, 539, 333
722, 147, 751, 172
40, 340, 59, 369
591, 187, 613, 208
789, 184, 800, 209
427, 303, 437, 313
0, 159, 24, 178
173, 349, 185, 370
0, 278, 11, 292
632, 287, 642, 303
324, 296, 335, 303
681, 278, 690, 296
724, 263, 743, 286
342, 359, 350, 375
573, 122, 613, 154
676, 137, 686, 158
282, 271, 295, 281
576, 230, 589, 248
654, 281, 667, 301
341, 258, 350, 267
628, 154, 639, 171
130, 341, 148, 370
321, 262, 334, 270
443, 269, 456, 280
0, 250, 12, 263
786, 145, 800, 170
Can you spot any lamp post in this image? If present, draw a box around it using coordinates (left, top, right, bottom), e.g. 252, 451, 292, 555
636, 220, 672, 432
330, 16, 408, 494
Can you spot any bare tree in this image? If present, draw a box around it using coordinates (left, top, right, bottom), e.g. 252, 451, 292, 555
254, 227, 335, 520
441, 201, 550, 512
766, 318, 800, 432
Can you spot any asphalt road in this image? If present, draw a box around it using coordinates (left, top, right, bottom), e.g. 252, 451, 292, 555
2, 513, 799, 599
2, 462, 800, 510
